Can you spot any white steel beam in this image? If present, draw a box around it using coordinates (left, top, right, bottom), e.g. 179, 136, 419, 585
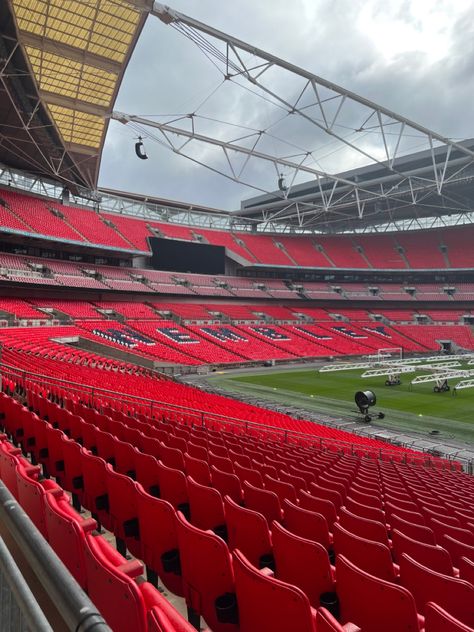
138, 3, 474, 222
361, 367, 416, 378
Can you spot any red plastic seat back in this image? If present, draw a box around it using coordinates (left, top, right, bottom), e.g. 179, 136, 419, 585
224, 495, 272, 569
264, 474, 297, 505
184, 453, 211, 486
187, 475, 225, 534
282, 498, 331, 549
175, 511, 237, 632
156, 460, 189, 512
134, 452, 160, 497
232, 549, 317, 632
336, 554, 420, 632
333, 523, 396, 582
299, 490, 338, 528
243, 480, 282, 524
211, 466, 243, 505
44, 489, 96, 590
425, 602, 474, 632
83, 533, 147, 632
399, 553, 474, 626
339, 507, 389, 547
135, 484, 183, 597
390, 512, 435, 545
392, 528, 454, 575
316, 607, 360, 632
106, 466, 140, 557
271, 520, 334, 608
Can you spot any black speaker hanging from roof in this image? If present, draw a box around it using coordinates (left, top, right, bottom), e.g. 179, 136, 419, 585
135, 136, 148, 160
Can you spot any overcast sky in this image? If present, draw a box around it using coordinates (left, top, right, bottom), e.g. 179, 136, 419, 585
99, 0, 474, 211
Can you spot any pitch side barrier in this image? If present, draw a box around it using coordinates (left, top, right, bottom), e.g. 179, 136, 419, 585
0, 364, 465, 470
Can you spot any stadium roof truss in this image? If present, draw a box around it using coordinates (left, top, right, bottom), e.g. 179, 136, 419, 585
112, 3, 474, 231
0, 0, 150, 188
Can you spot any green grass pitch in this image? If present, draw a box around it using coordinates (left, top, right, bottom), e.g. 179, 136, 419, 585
211, 366, 474, 443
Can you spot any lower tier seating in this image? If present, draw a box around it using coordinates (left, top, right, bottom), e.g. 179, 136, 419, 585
0, 384, 472, 631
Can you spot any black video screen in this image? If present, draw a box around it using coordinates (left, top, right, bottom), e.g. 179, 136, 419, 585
150, 237, 226, 274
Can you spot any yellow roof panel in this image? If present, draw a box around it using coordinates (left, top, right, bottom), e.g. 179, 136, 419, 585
26, 47, 117, 107
48, 104, 105, 149
13, 0, 141, 64
11, 0, 146, 154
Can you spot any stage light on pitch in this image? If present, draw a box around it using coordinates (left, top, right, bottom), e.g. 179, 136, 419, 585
354, 390, 384, 423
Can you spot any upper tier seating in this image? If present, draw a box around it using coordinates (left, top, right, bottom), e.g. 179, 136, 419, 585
396, 231, 446, 269
356, 234, 407, 269
395, 325, 474, 351
3, 186, 474, 269
0, 189, 81, 241
0, 298, 46, 319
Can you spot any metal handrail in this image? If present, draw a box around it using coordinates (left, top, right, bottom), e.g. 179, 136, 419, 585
0, 535, 53, 632
0, 482, 111, 632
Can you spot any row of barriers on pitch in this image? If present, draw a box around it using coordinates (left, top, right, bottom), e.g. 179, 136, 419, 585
0, 363, 470, 473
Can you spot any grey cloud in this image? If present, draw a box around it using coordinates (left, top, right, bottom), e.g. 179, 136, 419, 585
99, 1, 473, 210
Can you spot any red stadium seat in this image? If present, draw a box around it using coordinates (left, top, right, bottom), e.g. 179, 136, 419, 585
282, 498, 332, 550
15, 462, 60, 538
339, 507, 390, 548
392, 528, 455, 576
344, 496, 386, 524
333, 522, 397, 582
458, 556, 474, 585
224, 495, 273, 569
232, 549, 318, 632
83, 533, 147, 632
309, 482, 343, 510
61, 437, 85, 510
142, 582, 206, 632
159, 443, 185, 471
0, 440, 27, 498
243, 480, 282, 524
234, 462, 263, 487
399, 553, 474, 625
80, 449, 112, 531
271, 520, 335, 608
336, 554, 422, 632
211, 465, 243, 504
187, 475, 226, 538
184, 452, 211, 485
106, 465, 141, 557
442, 535, 474, 568
175, 511, 238, 632
430, 518, 474, 549
113, 438, 138, 478
263, 473, 297, 505
299, 490, 338, 528
135, 483, 183, 595
390, 513, 436, 545
135, 451, 161, 497
156, 460, 189, 516
424, 602, 474, 632
315, 607, 361, 632
44, 488, 96, 590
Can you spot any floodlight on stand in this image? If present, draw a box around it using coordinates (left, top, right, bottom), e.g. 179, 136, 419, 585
354, 390, 384, 423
